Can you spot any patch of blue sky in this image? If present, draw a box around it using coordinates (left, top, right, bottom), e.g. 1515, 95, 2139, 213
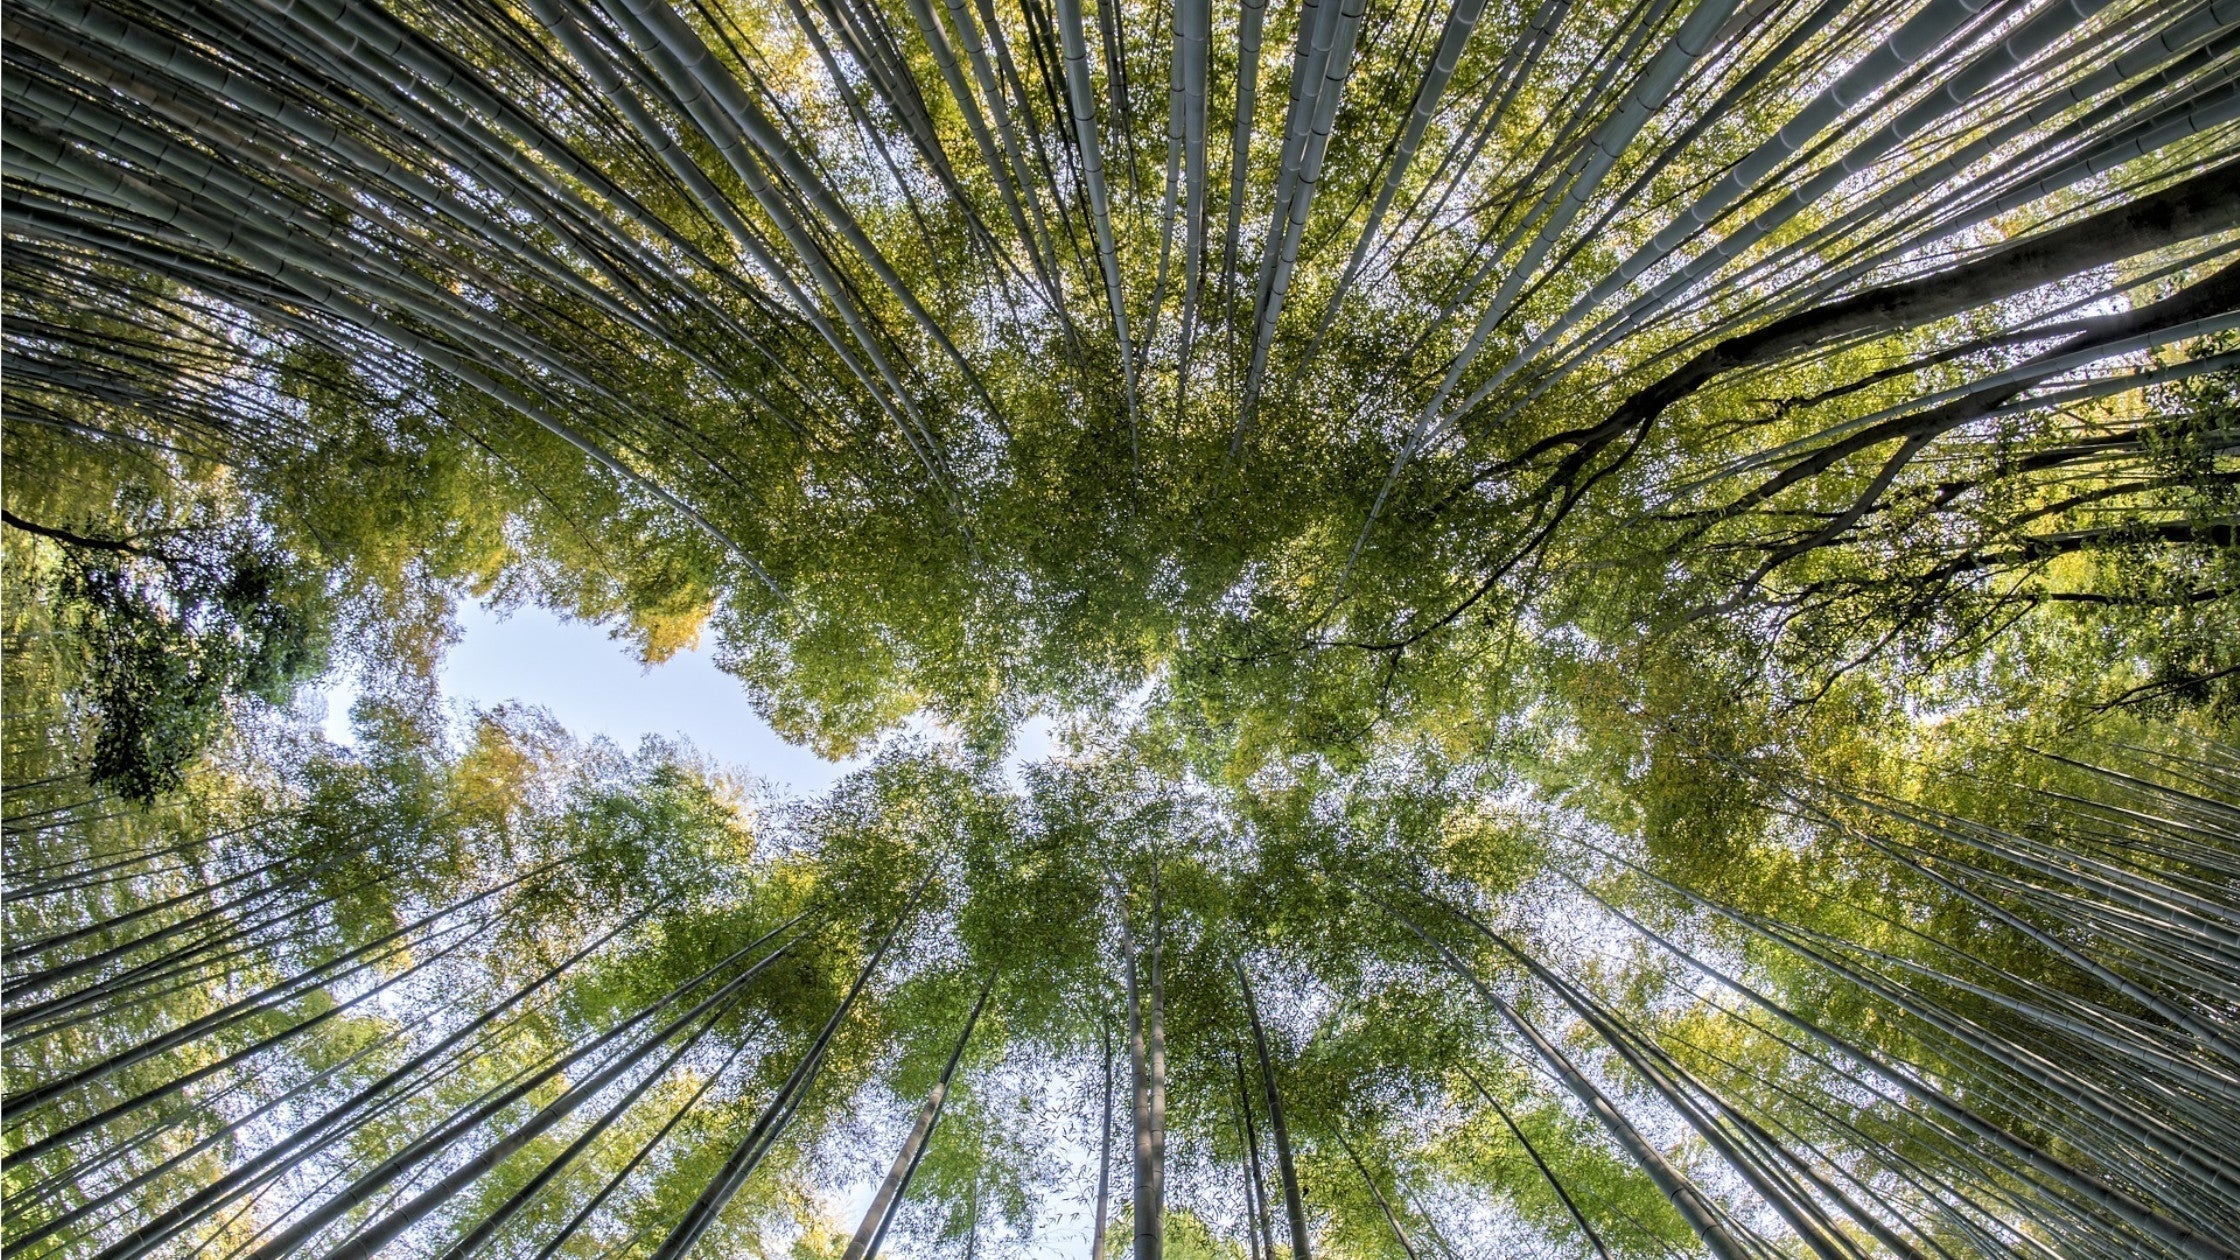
317, 599, 1054, 800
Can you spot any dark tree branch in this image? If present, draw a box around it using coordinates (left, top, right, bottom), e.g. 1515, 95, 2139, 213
0, 508, 173, 560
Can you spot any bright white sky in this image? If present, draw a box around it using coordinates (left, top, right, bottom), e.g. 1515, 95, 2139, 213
441, 599, 861, 793
321, 597, 1053, 799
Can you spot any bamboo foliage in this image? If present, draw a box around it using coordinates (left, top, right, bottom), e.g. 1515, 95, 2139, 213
7, 0, 2240, 1256
9, 0, 2233, 610
5, 679, 2238, 1260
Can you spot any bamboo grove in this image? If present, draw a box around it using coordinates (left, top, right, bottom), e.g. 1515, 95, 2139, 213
3, 0, 2238, 1257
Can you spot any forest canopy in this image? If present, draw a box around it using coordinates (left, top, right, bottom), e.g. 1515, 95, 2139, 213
4, 0, 2238, 1258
